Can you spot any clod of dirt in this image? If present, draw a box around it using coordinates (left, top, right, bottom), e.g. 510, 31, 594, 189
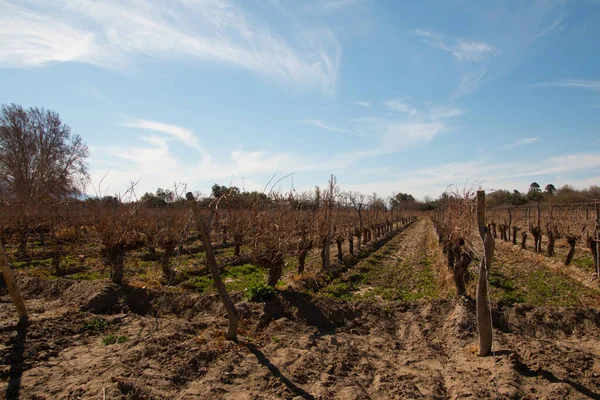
63, 280, 120, 313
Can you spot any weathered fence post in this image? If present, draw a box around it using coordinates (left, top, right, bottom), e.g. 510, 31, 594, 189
0, 239, 28, 319
477, 190, 494, 357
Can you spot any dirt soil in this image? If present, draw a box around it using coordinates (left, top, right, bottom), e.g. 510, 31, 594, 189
2, 218, 600, 399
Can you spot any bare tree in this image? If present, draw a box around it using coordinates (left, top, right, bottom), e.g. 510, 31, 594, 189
0, 103, 89, 201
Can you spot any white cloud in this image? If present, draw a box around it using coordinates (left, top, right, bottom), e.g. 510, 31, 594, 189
380, 121, 444, 152
382, 98, 417, 115
0, 0, 340, 93
299, 119, 352, 134
353, 101, 371, 107
408, 29, 499, 62
118, 117, 210, 161
531, 80, 600, 92
504, 137, 540, 149
343, 152, 600, 199
428, 106, 464, 120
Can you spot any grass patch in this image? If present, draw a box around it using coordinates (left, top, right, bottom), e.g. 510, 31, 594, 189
83, 318, 107, 332
223, 264, 268, 292
70, 271, 107, 280
572, 255, 595, 272
489, 271, 525, 306
244, 282, 276, 302
102, 334, 128, 345
183, 275, 214, 293
489, 262, 598, 307
321, 281, 356, 301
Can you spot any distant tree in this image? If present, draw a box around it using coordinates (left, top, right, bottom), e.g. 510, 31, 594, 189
527, 190, 544, 202
583, 185, 600, 200
529, 182, 541, 192
487, 189, 529, 207
510, 190, 528, 205
211, 184, 240, 198
140, 188, 176, 207
544, 184, 557, 195
390, 192, 415, 208
0, 103, 89, 201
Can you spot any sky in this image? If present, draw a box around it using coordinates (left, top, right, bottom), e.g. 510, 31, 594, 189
1, 0, 599, 200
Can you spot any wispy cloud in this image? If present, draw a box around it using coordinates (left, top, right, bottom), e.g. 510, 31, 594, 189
408, 29, 499, 62
75, 81, 115, 106
353, 101, 371, 107
531, 80, 600, 92
504, 137, 540, 149
299, 119, 352, 134
344, 152, 600, 199
118, 117, 210, 161
382, 98, 417, 115
0, 0, 340, 93
428, 106, 464, 120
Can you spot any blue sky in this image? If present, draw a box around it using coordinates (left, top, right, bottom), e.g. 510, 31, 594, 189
1, 0, 599, 199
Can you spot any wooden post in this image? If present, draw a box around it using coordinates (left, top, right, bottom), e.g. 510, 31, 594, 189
476, 191, 494, 357
596, 201, 600, 277
507, 206, 512, 242
186, 193, 238, 341
0, 238, 28, 319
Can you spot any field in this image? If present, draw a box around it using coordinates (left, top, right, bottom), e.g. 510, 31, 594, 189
2, 202, 600, 399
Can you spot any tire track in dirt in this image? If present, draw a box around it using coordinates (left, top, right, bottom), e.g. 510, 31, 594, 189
347, 217, 448, 302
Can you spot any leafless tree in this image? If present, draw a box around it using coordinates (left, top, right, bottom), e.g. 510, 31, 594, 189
0, 103, 89, 201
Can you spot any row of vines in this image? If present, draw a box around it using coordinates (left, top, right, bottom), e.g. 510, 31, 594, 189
0, 181, 419, 291
430, 196, 600, 297
486, 202, 600, 275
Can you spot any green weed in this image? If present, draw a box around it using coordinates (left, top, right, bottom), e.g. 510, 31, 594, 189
244, 282, 276, 302
83, 318, 107, 332
102, 334, 128, 345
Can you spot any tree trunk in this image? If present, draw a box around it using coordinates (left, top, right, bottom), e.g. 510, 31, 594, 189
0, 239, 28, 319
521, 232, 527, 249
221, 225, 228, 245
108, 245, 125, 284
453, 251, 471, 297
234, 233, 242, 257
531, 227, 541, 253
586, 236, 598, 273
507, 207, 512, 242
446, 244, 455, 270
476, 191, 494, 357
52, 252, 62, 276
298, 249, 309, 274
512, 227, 518, 245
565, 236, 577, 266
348, 233, 354, 256
547, 229, 555, 257
267, 255, 284, 287
161, 242, 175, 281
320, 236, 330, 271
17, 229, 28, 259
187, 193, 238, 341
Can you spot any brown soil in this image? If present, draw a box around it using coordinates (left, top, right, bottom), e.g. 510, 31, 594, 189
2, 218, 600, 399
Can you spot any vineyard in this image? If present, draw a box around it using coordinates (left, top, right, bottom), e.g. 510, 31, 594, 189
1, 186, 600, 399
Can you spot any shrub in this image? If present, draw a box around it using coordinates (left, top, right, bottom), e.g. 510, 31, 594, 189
245, 282, 276, 302
83, 318, 107, 332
